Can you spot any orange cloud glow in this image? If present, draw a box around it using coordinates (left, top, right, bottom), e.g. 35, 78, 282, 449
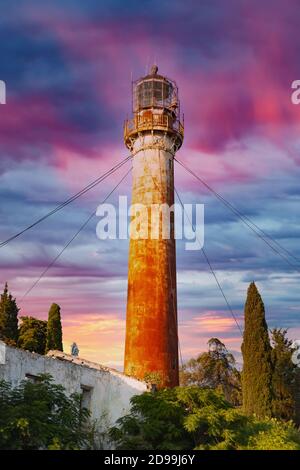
62, 313, 126, 368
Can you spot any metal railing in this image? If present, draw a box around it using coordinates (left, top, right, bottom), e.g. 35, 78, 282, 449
124, 112, 184, 141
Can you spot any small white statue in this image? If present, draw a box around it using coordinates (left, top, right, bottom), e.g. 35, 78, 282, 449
71, 342, 79, 357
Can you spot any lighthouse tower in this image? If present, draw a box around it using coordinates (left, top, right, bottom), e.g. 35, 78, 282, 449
124, 66, 184, 387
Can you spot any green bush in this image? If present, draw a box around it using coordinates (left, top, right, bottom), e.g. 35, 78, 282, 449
18, 316, 47, 354
109, 386, 300, 450
248, 418, 300, 450
0, 375, 95, 450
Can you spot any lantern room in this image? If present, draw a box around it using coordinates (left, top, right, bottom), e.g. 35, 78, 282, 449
133, 65, 179, 116
124, 65, 184, 151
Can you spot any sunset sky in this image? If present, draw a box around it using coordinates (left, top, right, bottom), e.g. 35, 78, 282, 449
1, 0, 300, 369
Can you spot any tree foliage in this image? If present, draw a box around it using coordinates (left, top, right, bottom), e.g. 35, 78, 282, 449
270, 328, 296, 421
180, 338, 241, 405
247, 418, 300, 450
109, 387, 300, 450
0, 375, 95, 450
0, 283, 19, 345
18, 316, 47, 355
241, 282, 273, 417
46, 303, 63, 353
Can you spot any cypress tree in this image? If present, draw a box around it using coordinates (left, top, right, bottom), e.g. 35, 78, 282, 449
45, 303, 63, 353
271, 328, 296, 421
0, 283, 19, 344
241, 282, 273, 417
294, 368, 300, 426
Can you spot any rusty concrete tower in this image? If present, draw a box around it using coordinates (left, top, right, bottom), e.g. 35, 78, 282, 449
123, 66, 184, 387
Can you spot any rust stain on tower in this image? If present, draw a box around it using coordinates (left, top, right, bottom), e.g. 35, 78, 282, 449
124, 65, 184, 387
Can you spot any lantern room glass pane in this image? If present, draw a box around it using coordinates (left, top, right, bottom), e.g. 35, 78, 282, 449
135, 79, 173, 110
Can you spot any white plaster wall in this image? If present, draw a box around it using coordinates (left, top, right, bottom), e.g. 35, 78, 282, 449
0, 341, 147, 444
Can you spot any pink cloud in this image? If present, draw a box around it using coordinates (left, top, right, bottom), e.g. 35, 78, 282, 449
179, 311, 242, 360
